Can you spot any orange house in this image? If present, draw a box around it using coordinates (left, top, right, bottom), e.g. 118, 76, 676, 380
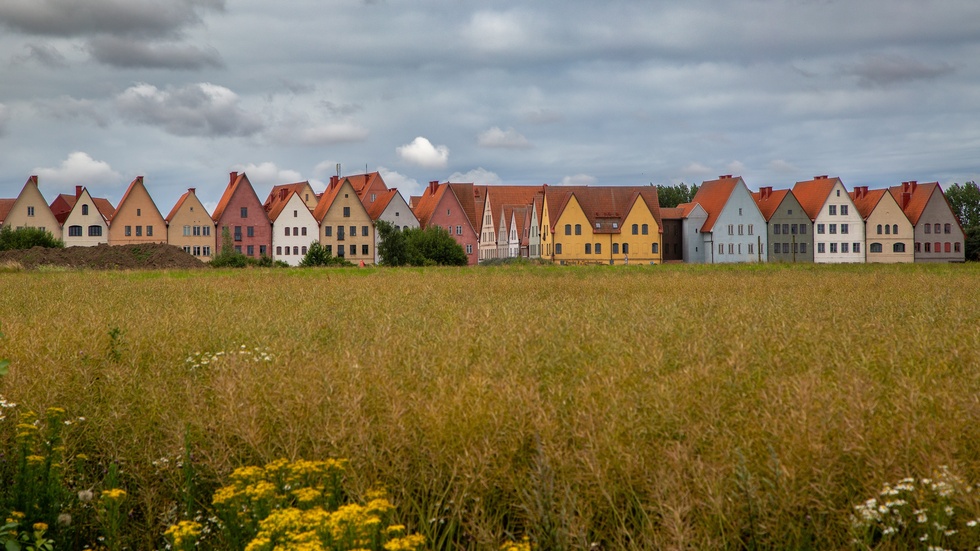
108, 176, 167, 245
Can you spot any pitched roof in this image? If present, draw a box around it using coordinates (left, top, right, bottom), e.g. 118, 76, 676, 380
166, 189, 196, 222
264, 182, 314, 211
93, 198, 115, 219
484, 185, 543, 232
212, 172, 243, 222
751, 187, 791, 222
544, 185, 663, 234
792, 175, 840, 221
887, 181, 941, 225
110, 176, 162, 223
848, 187, 887, 220
312, 177, 361, 222
689, 176, 740, 232
448, 183, 482, 233
266, 190, 312, 222
344, 172, 387, 198
363, 188, 398, 220
50, 194, 77, 224
0, 199, 15, 224
411, 181, 450, 228
659, 207, 686, 220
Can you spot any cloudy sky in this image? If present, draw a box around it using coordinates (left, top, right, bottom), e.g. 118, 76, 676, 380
1, 0, 979, 212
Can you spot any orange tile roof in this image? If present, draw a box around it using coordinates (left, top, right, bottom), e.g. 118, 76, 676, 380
165, 190, 192, 222
659, 207, 686, 220
792, 175, 840, 221
311, 177, 361, 223
363, 188, 398, 220
751, 188, 791, 222
264, 182, 313, 211
545, 185, 663, 234
690, 176, 740, 232
344, 172, 387, 199
484, 185, 544, 231
887, 181, 940, 225
266, 189, 313, 222
411, 181, 449, 228
93, 198, 115, 219
0, 199, 15, 223
212, 172, 244, 222
848, 187, 887, 220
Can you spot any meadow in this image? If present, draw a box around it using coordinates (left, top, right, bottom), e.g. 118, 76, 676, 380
2, 263, 980, 550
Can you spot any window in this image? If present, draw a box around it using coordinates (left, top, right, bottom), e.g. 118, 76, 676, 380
945, 223, 952, 234
184, 246, 191, 254
829, 205, 837, 215
782, 243, 789, 254
259, 245, 266, 257
184, 225, 191, 236
892, 224, 898, 235
136, 208, 141, 217
934, 223, 941, 234
294, 246, 300, 256
135, 226, 142, 236
247, 227, 254, 238
738, 224, 744, 235
829, 224, 837, 234
82, 204, 89, 215
362, 244, 369, 255
276, 246, 282, 255
718, 243, 724, 255
343, 206, 351, 217
337, 245, 345, 257
729, 243, 735, 254
466, 244, 473, 254
623, 243, 630, 254
302, 246, 307, 255
893, 243, 905, 253
350, 245, 357, 256
871, 243, 882, 253
830, 243, 838, 253
841, 223, 848, 235
241, 207, 248, 218
362, 226, 369, 236
203, 226, 211, 236
781, 224, 788, 235
884, 225, 890, 235
337, 226, 345, 240
555, 243, 562, 254
955, 242, 962, 253
836, 189, 841, 197
877, 224, 882, 234
69, 225, 82, 237
193, 246, 201, 256
324, 226, 333, 237
773, 243, 780, 254
456, 225, 462, 235
841, 242, 849, 253
585, 243, 592, 254
728, 224, 734, 235
595, 243, 602, 254
350, 226, 356, 237
632, 224, 638, 235
793, 243, 798, 253
302, 227, 307, 236
818, 242, 825, 253
652, 243, 659, 254
853, 243, 860, 253
293, 210, 298, 218
925, 242, 931, 252
285, 227, 291, 236
247, 245, 254, 256
27, 206, 34, 217
642, 224, 649, 235
800, 243, 807, 253
564, 224, 571, 235
234, 226, 242, 241
613, 243, 620, 254
235, 245, 242, 253
748, 243, 753, 254
774, 224, 781, 235
817, 224, 825, 234
800, 225, 807, 235
841, 205, 848, 216
325, 245, 333, 255
924, 224, 931, 234
203, 246, 211, 256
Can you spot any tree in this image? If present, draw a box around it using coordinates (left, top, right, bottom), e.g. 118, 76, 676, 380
945, 181, 980, 228
0, 226, 64, 250
299, 241, 352, 267
657, 183, 699, 208
403, 226, 468, 266
966, 226, 980, 262
375, 220, 409, 267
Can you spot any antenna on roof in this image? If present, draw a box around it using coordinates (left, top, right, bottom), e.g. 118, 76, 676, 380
336, 163, 341, 178
366, 163, 368, 175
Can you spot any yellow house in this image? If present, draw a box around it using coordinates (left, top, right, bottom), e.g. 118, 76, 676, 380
2, 176, 62, 240
851, 186, 914, 263
313, 176, 375, 264
166, 188, 215, 261
542, 186, 663, 265
108, 176, 167, 245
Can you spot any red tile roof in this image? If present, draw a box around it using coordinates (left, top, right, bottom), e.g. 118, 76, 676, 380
792, 175, 840, 221
344, 172, 387, 199
690, 176, 740, 232
264, 182, 314, 212
0, 199, 15, 224
363, 188, 398, 220
848, 187, 887, 220
751, 187, 791, 222
448, 183, 483, 233
659, 207, 686, 220
266, 189, 313, 222
93, 198, 115, 219
545, 185, 663, 234
50, 194, 77, 224
887, 181, 940, 225
411, 181, 450, 228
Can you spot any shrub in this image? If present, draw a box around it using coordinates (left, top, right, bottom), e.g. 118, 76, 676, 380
300, 242, 353, 267
0, 226, 64, 251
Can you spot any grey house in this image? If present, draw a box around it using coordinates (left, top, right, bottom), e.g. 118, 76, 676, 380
753, 187, 813, 262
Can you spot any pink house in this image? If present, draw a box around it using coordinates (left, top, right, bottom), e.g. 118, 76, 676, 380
411, 181, 479, 265
212, 172, 272, 259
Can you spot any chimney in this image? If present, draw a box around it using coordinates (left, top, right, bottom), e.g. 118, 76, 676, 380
902, 192, 911, 209
815, 175, 828, 180
75, 185, 82, 198
188, 188, 196, 194
762, 186, 772, 199
229, 171, 237, 185
136, 175, 144, 184
909, 180, 917, 193
429, 180, 439, 194
329, 175, 339, 189
720, 174, 732, 179
30, 175, 38, 185
280, 188, 288, 200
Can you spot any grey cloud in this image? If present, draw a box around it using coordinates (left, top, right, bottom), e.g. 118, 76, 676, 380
88, 36, 222, 69
842, 54, 955, 87
115, 82, 263, 137
35, 96, 109, 127
0, 104, 9, 136
0, 0, 223, 38
321, 100, 362, 116
12, 42, 67, 67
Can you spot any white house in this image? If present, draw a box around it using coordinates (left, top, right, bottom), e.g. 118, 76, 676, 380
794, 175, 866, 263
268, 190, 319, 266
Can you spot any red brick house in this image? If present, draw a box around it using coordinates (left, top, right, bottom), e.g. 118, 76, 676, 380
411, 181, 480, 265
212, 172, 272, 259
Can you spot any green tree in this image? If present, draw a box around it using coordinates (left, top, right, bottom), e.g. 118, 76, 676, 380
657, 183, 698, 208
966, 226, 980, 262
403, 226, 468, 266
945, 181, 980, 228
210, 227, 248, 268
0, 226, 64, 250
375, 220, 409, 266
299, 241, 352, 267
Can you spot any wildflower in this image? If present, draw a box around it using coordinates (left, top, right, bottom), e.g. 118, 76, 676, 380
882, 526, 896, 535
968, 519, 978, 527
76, 453, 89, 461
26, 455, 45, 465
165, 520, 202, 548
57, 513, 72, 527
101, 488, 127, 502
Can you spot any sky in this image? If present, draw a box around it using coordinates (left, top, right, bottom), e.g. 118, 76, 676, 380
1, 0, 979, 213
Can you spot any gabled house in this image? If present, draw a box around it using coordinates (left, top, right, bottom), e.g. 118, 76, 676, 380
477, 186, 542, 262
540, 185, 663, 265
362, 188, 419, 263
53, 186, 115, 247
411, 181, 479, 265
108, 176, 167, 245
793, 175, 865, 263
313, 176, 374, 264
888, 181, 965, 262
523, 195, 544, 259
213, 172, 272, 259
683, 175, 767, 263
166, 188, 215, 261
850, 186, 913, 263
675, 202, 709, 262
752, 187, 812, 263
1, 176, 62, 239
266, 188, 319, 266
264, 181, 318, 212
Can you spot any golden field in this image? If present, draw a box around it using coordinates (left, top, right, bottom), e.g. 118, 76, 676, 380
2, 263, 980, 549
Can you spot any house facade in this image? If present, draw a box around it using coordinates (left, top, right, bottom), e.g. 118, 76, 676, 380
793, 175, 865, 263
314, 176, 375, 264
56, 187, 114, 247
658, 208, 684, 262
888, 181, 965, 262
850, 187, 913, 264
264, 181, 318, 212
213, 172, 273, 259
478, 186, 541, 262
362, 188, 419, 263
2, 176, 62, 239
686, 176, 767, 263
166, 188, 215, 261
268, 190, 319, 266
108, 176, 167, 245
753, 187, 812, 263
411, 181, 479, 265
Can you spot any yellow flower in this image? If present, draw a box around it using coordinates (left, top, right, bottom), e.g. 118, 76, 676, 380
101, 488, 127, 502
32, 522, 48, 533
10, 511, 25, 520
26, 455, 45, 465
164, 520, 202, 547
384, 534, 426, 551
292, 487, 321, 505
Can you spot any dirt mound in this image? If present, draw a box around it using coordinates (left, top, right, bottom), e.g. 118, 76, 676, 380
0, 243, 206, 270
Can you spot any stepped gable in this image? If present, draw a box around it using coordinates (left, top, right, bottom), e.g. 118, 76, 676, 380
792, 175, 839, 221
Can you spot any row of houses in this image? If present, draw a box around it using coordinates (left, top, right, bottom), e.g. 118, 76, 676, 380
0, 172, 966, 266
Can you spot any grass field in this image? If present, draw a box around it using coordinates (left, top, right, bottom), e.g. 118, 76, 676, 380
2, 263, 980, 549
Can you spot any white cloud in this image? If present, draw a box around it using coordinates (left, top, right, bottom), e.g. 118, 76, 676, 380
378, 167, 423, 198
726, 160, 746, 175
396, 136, 449, 168
560, 174, 596, 186
477, 126, 531, 149
116, 82, 263, 137
448, 167, 502, 185
462, 10, 536, 54
0, 103, 9, 136
232, 162, 303, 189
33, 152, 123, 191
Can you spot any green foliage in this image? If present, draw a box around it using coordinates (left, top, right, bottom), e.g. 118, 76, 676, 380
656, 182, 699, 208
966, 226, 980, 262
300, 241, 354, 267
375, 220, 409, 267
212, 227, 288, 268
945, 181, 980, 229
0, 227, 64, 251
403, 226, 468, 266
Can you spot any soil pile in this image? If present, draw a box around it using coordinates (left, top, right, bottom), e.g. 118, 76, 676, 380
0, 243, 206, 270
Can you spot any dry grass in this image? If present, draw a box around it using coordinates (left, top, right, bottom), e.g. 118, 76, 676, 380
2, 263, 980, 549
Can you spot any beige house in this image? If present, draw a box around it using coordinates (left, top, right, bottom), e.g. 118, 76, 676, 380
55, 187, 114, 247
1, 176, 62, 239
108, 176, 167, 245
313, 176, 375, 264
166, 188, 215, 261
850, 187, 914, 263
